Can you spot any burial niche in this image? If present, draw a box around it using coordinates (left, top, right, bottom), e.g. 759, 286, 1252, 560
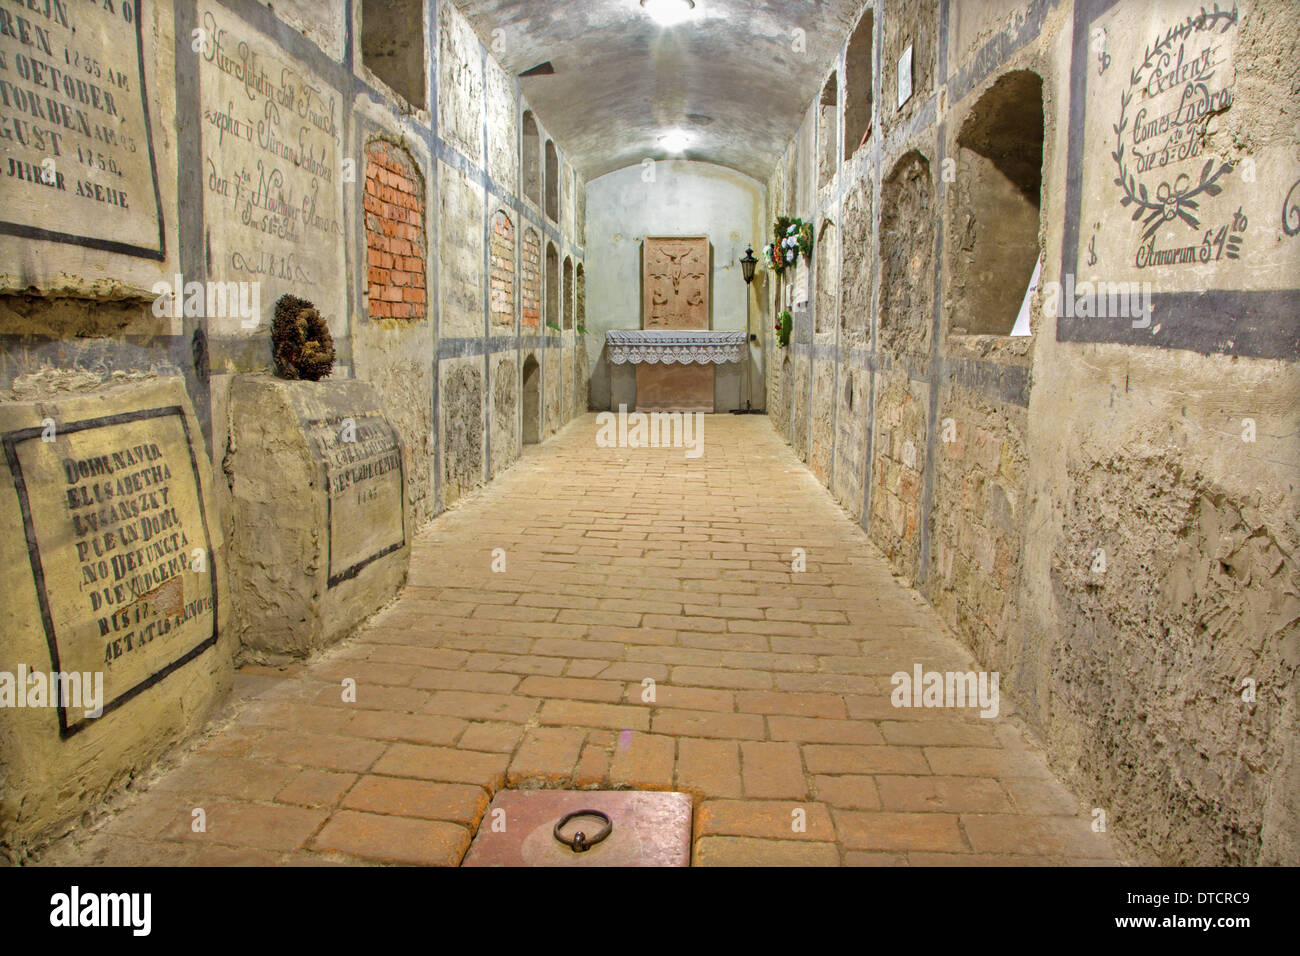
840, 176, 873, 349
879, 150, 933, 356
576, 263, 586, 330
563, 257, 574, 330
522, 354, 542, 444
545, 140, 560, 222
361, 0, 426, 108
845, 11, 874, 159
546, 242, 560, 327
365, 140, 426, 321
815, 218, 837, 334
523, 112, 542, 207
819, 72, 839, 190
490, 210, 516, 330
522, 228, 542, 328
949, 70, 1044, 336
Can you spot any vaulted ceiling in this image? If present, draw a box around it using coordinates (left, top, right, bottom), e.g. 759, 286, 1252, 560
451, 0, 866, 182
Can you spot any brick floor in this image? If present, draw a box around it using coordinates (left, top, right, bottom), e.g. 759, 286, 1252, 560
38, 414, 1121, 867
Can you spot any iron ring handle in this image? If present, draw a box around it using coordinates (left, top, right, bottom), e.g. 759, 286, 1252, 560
554, 809, 613, 853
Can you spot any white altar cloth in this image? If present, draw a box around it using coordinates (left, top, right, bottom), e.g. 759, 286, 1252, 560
605, 329, 746, 366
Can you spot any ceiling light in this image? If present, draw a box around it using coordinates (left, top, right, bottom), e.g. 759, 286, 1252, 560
640, 0, 695, 28
659, 129, 690, 153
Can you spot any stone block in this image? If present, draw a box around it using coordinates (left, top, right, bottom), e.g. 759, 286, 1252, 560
225, 375, 409, 661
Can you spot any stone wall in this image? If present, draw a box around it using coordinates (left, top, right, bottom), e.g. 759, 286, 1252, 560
764, 0, 1300, 866
0, 0, 585, 856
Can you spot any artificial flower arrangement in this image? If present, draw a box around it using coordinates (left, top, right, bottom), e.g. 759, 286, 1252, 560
775, 310, 793, 348
762, 217, 813, 277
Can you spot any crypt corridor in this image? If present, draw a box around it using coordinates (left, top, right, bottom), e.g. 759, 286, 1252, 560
1, 0, 1297, 869
39, 415, 1120, 866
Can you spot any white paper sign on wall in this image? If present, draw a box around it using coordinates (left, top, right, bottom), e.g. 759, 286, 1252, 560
1011, 259, 1041, 337
898, 44, 913, 108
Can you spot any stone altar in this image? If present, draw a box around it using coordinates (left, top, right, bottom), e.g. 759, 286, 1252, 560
607, 330, 746, 413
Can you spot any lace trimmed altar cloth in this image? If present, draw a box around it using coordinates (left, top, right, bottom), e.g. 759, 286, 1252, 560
605, 329, 746, 366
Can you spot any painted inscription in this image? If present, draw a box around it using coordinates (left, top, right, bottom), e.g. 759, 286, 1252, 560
0, 0, 163, 257
1112, 7, 1240, 270
1078, 2, 1298, 294
198, 1, 343, 336
3, 408, 217, 737
305, 415, 404, 586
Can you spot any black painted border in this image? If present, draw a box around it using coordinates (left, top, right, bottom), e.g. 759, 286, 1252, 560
0, 0, 166, 262
1059, 0, 1300, 360
1, 404, 218, 739
302, 414, 407, 588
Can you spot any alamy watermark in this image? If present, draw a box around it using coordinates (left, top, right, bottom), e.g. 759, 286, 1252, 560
891, 664, 1000, 718
0, 665, 103, 718
1041, 273, 1153, 329
595, 405, 704, 459
151, 275, 260, 328
50, 886, 151, 936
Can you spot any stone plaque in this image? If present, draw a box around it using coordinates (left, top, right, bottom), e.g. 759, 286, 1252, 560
643, 237, 710, 329
197, 0, 345, 336
225, 376, 409, 660
302, 413, 405, 587
0, 0, 164, 258
1, 403, 217, 738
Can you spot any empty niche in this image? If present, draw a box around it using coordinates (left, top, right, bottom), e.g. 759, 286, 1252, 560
950, 70, 1044, 336
845, 10, 874, 160
818, 72, 839, 190
522, 354, 542, 444
545, 140, 559, 222
545, 242, 559, 327
575, 264, 586, 330
490, 210, 516, 330
523, 111, 541, 206
563, 256, 574, 330
815, 218, 837, 334
879, 150, 932, 356
361, 0, 426, 109
522, 228, 542, 328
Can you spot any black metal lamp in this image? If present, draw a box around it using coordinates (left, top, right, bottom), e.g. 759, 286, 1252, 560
740, 246, 757, 285
732, 247, 759, 414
